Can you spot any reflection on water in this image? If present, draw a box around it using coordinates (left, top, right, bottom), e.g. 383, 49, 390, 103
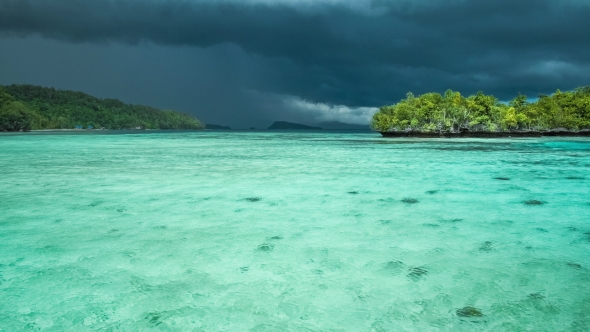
0, 131, 589, 330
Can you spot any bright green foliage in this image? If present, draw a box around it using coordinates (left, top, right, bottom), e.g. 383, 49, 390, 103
371, 86, 590, 132
0, 100, 35, 132
0, 84, 204, 131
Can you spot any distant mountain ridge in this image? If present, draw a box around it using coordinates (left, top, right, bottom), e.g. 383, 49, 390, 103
267, 120, 369, 130
268, 121, 322, 130
317, 121, 370, 130
0, 84, 204, 131
205, 124, 231, 129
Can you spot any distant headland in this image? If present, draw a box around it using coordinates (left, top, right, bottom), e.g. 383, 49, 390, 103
267, 120, 369, 130
205, 124, 231, 130
268, 121, 322, 130
317, 121, 370, 130
0, 84, 204, 131
372, 86, 590, 137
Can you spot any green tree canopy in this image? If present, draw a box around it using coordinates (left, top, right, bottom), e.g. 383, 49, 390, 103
0, 84, 204, 131
371, 87, 590, 132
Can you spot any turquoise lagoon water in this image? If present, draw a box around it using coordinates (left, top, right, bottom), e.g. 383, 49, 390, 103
0, 131, 589, 331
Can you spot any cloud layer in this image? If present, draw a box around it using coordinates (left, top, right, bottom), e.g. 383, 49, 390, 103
1, 0, 589, 126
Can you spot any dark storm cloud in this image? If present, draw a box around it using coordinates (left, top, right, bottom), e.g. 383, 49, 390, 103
1, 0, 589, 124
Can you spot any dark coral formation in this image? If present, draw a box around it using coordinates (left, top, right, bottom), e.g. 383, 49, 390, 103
401, 198, 419, 204
528, 293, 545, 300
383, 260, 404, 274
479, 241, 493, 252
523, 200, 544, 205
440, 218, 464, 223
407, 267, 428, 280
567, 262, 582, 269
456, 306, 483, 317
257, 243, 275, 251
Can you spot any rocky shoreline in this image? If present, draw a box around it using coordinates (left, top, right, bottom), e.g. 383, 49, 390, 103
380, 130, 590, 138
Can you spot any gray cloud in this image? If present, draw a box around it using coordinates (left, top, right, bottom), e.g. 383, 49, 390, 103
1, 0, 589, 127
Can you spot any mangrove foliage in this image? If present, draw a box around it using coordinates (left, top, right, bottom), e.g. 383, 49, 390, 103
371, 87, 590, 133
0, 84, 204, 131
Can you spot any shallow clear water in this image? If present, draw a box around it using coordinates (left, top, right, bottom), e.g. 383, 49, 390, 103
0, 131, 589, 331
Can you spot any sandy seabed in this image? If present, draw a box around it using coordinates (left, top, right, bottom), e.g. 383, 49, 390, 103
1, 131, 589, 331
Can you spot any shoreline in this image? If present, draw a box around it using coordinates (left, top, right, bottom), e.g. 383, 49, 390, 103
380, 130, 590, 138
0, 129, 204, 134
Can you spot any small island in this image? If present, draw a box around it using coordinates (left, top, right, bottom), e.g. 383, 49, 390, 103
268, 121, 322, 130
0, 84, 204, 131
372, 86, 590, 137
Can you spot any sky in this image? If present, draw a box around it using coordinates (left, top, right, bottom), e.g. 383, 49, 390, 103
1, 0, 589, 128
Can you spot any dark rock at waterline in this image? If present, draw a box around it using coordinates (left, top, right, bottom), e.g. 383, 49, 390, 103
382, 130, 540, 138
245, 197, 261, 202
456, 306, 483, 317
257, 243, 275, 251
407, 267, 428, 280
494, 177, 511, 180
523, 200, 544, 205
380, 129, 590, 138
401, 198, 419, 204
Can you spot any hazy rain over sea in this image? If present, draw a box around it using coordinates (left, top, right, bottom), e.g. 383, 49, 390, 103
1, 131, 589, 330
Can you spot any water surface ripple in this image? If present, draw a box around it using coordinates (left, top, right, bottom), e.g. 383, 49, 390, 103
1, 131, 589, 331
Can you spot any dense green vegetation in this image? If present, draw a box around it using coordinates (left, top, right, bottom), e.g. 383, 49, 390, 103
0, 84, 204, 131
371, 87, 590, 132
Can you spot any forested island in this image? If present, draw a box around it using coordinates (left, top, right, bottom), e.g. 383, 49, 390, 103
371, 86, 590, 137
0, 84, 204, 131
